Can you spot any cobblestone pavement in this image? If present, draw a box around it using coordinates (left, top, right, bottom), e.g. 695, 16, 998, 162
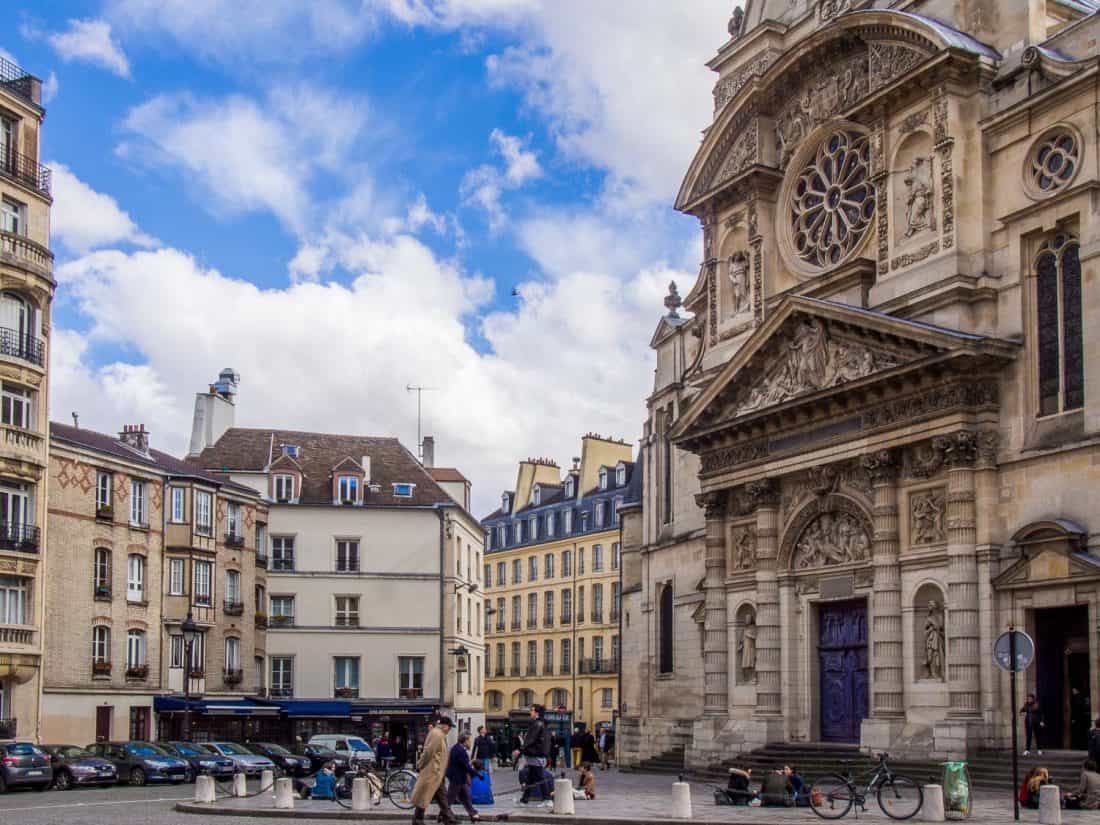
0, 770, 1095, 825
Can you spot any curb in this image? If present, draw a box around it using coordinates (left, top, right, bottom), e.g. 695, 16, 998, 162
173, 802, 734, 825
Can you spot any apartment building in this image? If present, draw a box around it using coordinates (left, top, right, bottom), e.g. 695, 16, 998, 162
481, 435, 637, 742
188, 372, 484, 745
41, 421, 269, 744
0, 56, 54, 742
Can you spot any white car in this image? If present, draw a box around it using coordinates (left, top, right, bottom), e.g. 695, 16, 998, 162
306, 735, 376, 769
200, 742, 276, 775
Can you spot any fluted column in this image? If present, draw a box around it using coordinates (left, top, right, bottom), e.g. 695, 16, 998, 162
941, 431, 981, 717
697, 491, 728, 716
863, 449, 904, 719
749, 479, 782, 717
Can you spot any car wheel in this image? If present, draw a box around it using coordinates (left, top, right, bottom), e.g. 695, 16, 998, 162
54, 770, 73, 790
129, 767, 147, 786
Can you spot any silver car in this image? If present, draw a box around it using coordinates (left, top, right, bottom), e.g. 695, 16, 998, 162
200, 742, 276, 776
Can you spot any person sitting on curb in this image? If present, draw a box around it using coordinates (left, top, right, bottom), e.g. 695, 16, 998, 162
308, 762, 338, 800
760, 766, 795, 807
718, 767, 754, 805
577, 762, 597, 800
1020, 766, 1048, 810
789, 766, 808, 806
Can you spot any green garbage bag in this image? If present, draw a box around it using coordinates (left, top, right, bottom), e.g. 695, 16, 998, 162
943, 761, 970, 814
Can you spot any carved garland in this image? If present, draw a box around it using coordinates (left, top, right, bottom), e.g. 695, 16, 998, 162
933, 88, 955, 249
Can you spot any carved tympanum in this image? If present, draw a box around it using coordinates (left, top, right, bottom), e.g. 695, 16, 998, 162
775, 55, 869, 168
794, 511, 872, 569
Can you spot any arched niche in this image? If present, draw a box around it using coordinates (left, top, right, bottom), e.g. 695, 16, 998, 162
913, 581, 946, 682
733, 601, 757, 685
891, 130, 937, 247
718, 223, 753, 324
778, 493, 874, 571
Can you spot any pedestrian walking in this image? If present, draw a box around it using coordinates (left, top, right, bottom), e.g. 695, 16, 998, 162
410, 716, 457, 825
514, 704, 552, 804
580, 727, 599, 766
571, 726, 583, 769
472, 726, 496, 775
549, 731, 561, 769
445, 732, 481, 822
1020, 694, 1045, 755
599, 728, 614, 770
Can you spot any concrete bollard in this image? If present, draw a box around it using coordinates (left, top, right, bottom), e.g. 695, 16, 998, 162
352, 777, 370, 811
232, 772, 248, 797
1039, 785, 1062, 825
554, 778, 575, 815
920, 784, 945, 822
194, 775, 216, 804
671, 781, 692, 819
274, 776, 294, 809
260, 769, 275, 793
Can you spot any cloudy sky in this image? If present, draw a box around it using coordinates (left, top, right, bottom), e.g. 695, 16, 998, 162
9, 1, 732, 515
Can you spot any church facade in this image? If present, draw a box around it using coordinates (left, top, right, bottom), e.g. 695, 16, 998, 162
619, 0, 1100, 766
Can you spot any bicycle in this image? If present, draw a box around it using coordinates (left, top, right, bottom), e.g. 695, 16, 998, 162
808, 752, 923, 820
371, 757, 418, 809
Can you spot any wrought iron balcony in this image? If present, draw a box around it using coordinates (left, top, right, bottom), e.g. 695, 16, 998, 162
0, 147, 51, 197
95, 505, 114, 522
269, 614, 295, 628
333, 686, 358, 698
254, 612, 268, 629
0, 718, 15, 738
0, 522, 39, 553
399, 687, 423, 699
578, 657, 619, 675
125, 664, 149, 680
255, 551, 268, 568
0, 329, 42, 368
0, 55, 40, 105
269, 687, 293, 698
225, 532, 244, 548
92, 660, 111, 676
223, 599, 244, 616
93, 584, 112, 601
224, 668, 243, 685
0, 230, 52, 279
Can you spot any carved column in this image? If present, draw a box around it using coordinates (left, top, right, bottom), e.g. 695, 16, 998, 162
697, 490, 728, 716
941, 431, 981, 716
863, 449, 904, 719
749, 479, 782, 717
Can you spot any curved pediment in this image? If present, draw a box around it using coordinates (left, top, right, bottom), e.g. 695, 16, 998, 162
676, 10, 999, 213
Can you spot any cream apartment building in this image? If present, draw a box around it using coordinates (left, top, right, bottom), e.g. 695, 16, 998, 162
189, 374, 485, 744
0, 56, 54, 742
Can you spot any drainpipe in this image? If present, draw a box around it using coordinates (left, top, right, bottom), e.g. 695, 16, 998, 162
617, 517, 624, 766
436, 507, 447, 716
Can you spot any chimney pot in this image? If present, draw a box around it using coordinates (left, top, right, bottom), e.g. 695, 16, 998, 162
422, 436, 435, 468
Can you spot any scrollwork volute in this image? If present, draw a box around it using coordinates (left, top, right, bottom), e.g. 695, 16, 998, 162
934, 430, 978, 468
747, 478, 780, 508
695, 490, 727, 520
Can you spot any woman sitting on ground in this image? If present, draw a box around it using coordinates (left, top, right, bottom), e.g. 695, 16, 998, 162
309, 762, 338, 800
760, 766, 795, 807
723, 767, 754, 806
577, 762, 597, 800
1070, 759, 1100, 810
1019, 766, 1048, 810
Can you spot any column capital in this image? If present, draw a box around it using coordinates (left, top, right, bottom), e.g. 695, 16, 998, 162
695, 490, 726, 520
976, 429, 1000, 468
934, 430, 978, 468
860, 448, 900, 485
746, 478, 780, 508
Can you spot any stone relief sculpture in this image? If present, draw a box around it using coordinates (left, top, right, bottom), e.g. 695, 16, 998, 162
903, 155, 936, 237
794, 512, 871, 568
729, 252, 751, 315
924, 600, 946, 680
818, 0, 852, 22
738, 611, 757, 680
775, 53, 868, 168
731, 525, 756, 570
911, 489, 946, 544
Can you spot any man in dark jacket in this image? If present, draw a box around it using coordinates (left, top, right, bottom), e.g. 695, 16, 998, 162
445, 732, 480, 821
1020, 694, 1045, 755
472, 726, 496, 775
517, 705, 552, 804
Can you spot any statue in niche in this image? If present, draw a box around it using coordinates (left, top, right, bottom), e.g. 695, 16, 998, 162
738, 612, 757, 679
923, 599, 946, 680
903, 155, 936, 237
729, 252, 750, 315
795, 512, 871, 569
911, 489, 945, 544
732, 525, 756, 570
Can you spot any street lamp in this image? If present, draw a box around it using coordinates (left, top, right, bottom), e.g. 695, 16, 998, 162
181, 612, 200, 742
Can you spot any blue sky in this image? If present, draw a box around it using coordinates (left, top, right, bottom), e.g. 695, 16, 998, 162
7, 0, 732, 514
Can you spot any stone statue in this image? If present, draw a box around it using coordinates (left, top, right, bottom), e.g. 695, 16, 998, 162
904, 155, 935, 237
924, 600, 945, 680
738, 612, 757, 676
728, 6, 745, 39
911, 489, 945, 544
732, 525, 755, 570
664, 281, 682, 317
795, 512, 871, 568
788, 317, 829, 391
729, 252, 750, 315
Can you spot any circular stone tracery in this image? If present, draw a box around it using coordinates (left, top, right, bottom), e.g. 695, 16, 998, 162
789, 130, 876, 270
1029, 129, 1079, 194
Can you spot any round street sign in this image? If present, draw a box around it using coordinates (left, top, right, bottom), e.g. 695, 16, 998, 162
994, 630, 1035, 673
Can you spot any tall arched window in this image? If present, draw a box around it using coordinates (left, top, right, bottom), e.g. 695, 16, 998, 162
93, 548, 112, 597
658, 583, 674, 674
1036, 234, 1083, 416
126, 630, 146, 672
92, 625, 111, 665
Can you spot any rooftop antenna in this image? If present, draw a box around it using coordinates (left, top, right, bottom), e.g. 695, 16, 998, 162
406, 384, 438, 462
71, 411, 79, 428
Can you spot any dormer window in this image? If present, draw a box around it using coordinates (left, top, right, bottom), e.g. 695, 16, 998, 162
598, 468, 608, 491
281, 444, 299, 458
564, 509, 573, 533
502, 493, 510, 513
595, 500, 606, 528
565, 477, 574, 498
498, 526, 506, 548
616, 464, 626, 487
274, 474, 295, 502
393, 483, 415, 498
338, 476, 359, 504
546, 513, 556, 538
532, 486, 541, 506
529, 515, 537, 540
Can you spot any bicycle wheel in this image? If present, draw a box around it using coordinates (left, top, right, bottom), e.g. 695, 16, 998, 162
808, 774, 855, 819
385, 769, 417, 809
877, 774, 923, 820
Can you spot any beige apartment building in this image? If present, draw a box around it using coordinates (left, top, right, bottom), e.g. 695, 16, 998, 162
0, 56, 54, 742
621, 0, 1100, 768
41, 418, 269, 744
188, 374, 484, 746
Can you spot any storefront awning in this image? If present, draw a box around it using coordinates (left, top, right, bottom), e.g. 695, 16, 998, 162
351, 703, 436, 716
153, 697, 280, 716
266, 700, 352, 717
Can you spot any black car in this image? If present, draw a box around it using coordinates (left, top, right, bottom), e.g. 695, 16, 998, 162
158, 742, 236, 780
0, 742, 52, 793
295, 744, 349, 775
245, 742, 311, 777
42, 745, 118, 789
86, 741, 190, 786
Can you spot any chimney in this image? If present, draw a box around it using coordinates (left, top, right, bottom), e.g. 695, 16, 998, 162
188, 368, 240, 457
361, 455, 372, 483
119, 424, 150, 454
422, 436, 435, 468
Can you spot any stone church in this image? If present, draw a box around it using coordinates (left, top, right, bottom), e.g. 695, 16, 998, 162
618, 0, 1100, 766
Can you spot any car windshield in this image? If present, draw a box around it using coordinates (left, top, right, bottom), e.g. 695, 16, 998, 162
128, 744, 166, 756
171, 743, 203, 756
6, 743, 42, 756
216, 743, 249, 756
56, 746, 93, 758
311, 747, 336, 757
346, 738, 372, 752
261, 744, 292, 756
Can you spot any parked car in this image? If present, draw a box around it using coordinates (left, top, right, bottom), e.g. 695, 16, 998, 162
244, 742, 311, 776
307, 734, 375, 768
294, 743, 350, 775
158, 742, 236, 780
198, 742, 276, 776
85, 742, 190, 786
0, 742, 52, 793
41, 745, 117, 789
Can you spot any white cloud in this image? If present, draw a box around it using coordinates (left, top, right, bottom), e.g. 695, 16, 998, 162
460, 129, 541, 230
42, 71, 59, 103
49, 163, 157, 254
47, 19, 131, 78
491, 128, 541, 185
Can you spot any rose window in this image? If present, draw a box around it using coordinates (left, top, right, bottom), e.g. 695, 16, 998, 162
1030, 129, 1078, 194
789, 130, 876, 269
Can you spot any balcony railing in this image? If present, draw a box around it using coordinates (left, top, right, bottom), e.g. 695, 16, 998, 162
610, 609, 620, 622
510, 666, 520, 676
0, 55, 40, 104
254, 612, 268, 629
95, 505, 114, 522
527, 618, 537, 629
94, 583, 111, 601
0, 718, 15, 738
225, 532, 244, 548
561, 612, 572, 625
334, 616, 360, 628
0, 230, 52, 278
510, 621, 521, 631
0, 625, 33, 645
92, 660, 111, 676
255, 551, 268, 568
591, 612, 604, 624
224, 668, 243, 685
578, 657, 619, 675
494, 667, 504, 677
223, 600, 244, 616
270, 686, 293, 698
269, 614, 295, 628
0, 523, 39, 553
543, 617, 554, 628
495, 622, 504, 632
399, 687, 423, 699
0, 148, 51, 197
125, 664, 149, 680
333, 686, 358, 698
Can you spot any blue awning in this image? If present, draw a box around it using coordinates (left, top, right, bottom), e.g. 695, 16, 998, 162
153, 697, 280, 716
351, 703, 435, 716
266, 700, 351, 718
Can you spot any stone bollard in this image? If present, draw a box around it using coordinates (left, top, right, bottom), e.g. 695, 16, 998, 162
232, 772, 248, 797
920, 784, 945, 822
554, 778, 575, 815
194, 774, 216, 804
274, 776, 294, 809
260, 769, 275, 794
352, 777, 370, 811
671, 780, 692, 819
1039, 785, 1062, 825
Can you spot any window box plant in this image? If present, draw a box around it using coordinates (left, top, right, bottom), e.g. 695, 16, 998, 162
92, 661, 111, 676
125, 664, 148, 680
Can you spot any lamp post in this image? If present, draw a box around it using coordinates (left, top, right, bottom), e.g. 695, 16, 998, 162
181, 612, 200, 742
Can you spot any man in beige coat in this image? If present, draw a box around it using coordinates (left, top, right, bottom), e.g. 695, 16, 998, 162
411, 717, 456, 825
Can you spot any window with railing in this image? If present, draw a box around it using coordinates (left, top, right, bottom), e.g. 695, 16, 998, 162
592, 583, 603, 624
593, 544, 604, 573
224, 637, 241, 683
95, 471, 112, 518
225, 502, 242, 544
527, 592, 537, 628
129, 480, 147, 527
93, 548, 111, 600
224, 570, 242, 614
92, 625, 111, 674
126, 554, 144, 602
560, 639, 572, 675
544, 553, 555, 579
193, 560, 212, 606
577, 586, 585, 624
255, 524, 268, 564
511, 596, 521, 630
270, 656, 293, 697
526, 640, 537, 675
544, 591, 554, 627
543, 640, 554, 675
0, 382, 31, 430
495, 643, 505, 677
271, 595, 295, 627
195, 491, 213, 536
0, 575, 27, 624
334, 656, 360, 697
272, 537, 294, 571
496, 598, 505, 631
398, 656, 424, 698
561, 588, 572, 624
335, 596, 359, 627
611, 582, 621, 621
510, 642, 521, 676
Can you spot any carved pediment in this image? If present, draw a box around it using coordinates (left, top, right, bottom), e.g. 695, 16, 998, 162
995, 549, 1100, 589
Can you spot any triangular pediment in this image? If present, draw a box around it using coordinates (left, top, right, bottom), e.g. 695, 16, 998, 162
672, 296, 1016, 443
995, 549, 1100, 590
269, 453, 303, 473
